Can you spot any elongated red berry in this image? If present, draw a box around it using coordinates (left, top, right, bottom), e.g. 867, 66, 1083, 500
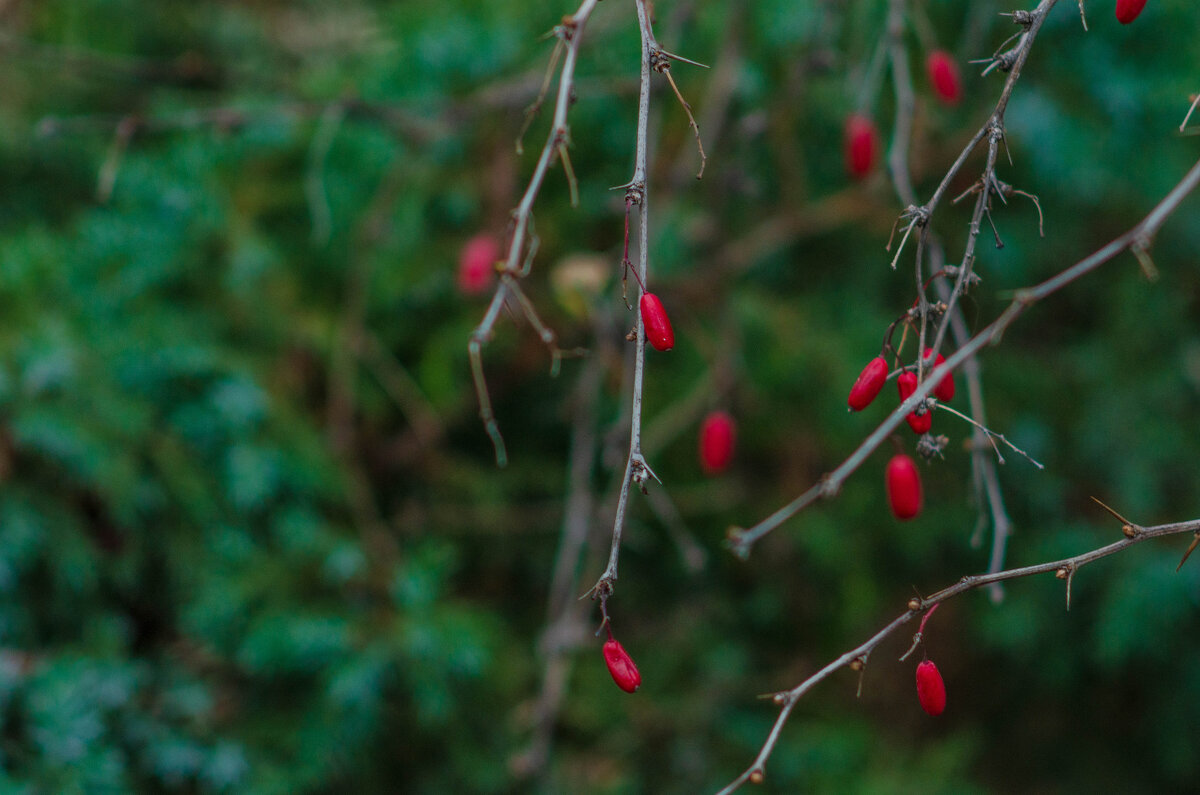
699, 411, 736, 474
603, 638, 641, 693
848, 356, 889, 411
457, 234, 500, 296
925, 50, 962, 105
886, 453, 922, 520
640, 293, 675, 352
923, 348, 955, 403
916, 660, 946, 716
896, 372, 932, 434
844, 115, 879, 180
1115, 0, 1147, 24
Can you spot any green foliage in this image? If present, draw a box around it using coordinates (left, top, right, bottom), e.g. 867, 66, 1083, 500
0, 1, 1196, 793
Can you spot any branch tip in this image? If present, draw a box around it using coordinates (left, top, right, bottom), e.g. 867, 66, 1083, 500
1176, 533, 1200, 573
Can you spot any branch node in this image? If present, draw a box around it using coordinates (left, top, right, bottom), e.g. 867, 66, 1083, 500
630, 453, 661, 493
1130, 237, 1160, 282
1090, 496, 1142, 538
818, 474, 841, 500
725, 527, 751, 561
583, 574, 614, 602
1003, 10, 1035, 28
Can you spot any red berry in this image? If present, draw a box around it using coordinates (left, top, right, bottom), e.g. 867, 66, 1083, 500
844, 115, 879, 180
885, 453, 922, 520
896, 372, 932, 434
699, 411, 736, 475
603, 639, 641, 693
925, 50, 962, 105
848, 356, 889, 411
1115, 0, 1147, 24
915, 660, 946, 716
640, 293, 675, 352
923, 348, 956, 403
457, 234, 500, 296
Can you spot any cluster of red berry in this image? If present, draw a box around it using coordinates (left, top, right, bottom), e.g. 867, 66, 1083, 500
848, 348, 955, 522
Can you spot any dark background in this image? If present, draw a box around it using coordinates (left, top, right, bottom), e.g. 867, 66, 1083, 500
0, 0, 1197, 792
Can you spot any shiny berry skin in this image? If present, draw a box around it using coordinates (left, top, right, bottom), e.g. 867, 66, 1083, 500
603, 639, 641, 693
844, 115, 879, 180
699, 411, 736, 474
925, 50, 962, 105
916, 660, 946, 716
456, 234, 500, 295
1115, 0, 1147, 24
896, 372, 932, 434
886, 453, 922, 520
848, 356, 889, 411
640, 293, 675, 352
924, 348, 956, 403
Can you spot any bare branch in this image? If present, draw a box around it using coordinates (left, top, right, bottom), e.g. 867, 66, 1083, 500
584, 0, 658, 601
469, 0, 602, 466
718, 514, 1200, 794
729, 151, 1200, 557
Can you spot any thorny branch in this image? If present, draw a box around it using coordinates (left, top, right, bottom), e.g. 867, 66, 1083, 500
729, 149, 1200, 558
469, 0, 601, 467
885, 0, 1042, 598
717, 514, 1200, 794
585, 0, 660, 602
729, 0, 1068, 558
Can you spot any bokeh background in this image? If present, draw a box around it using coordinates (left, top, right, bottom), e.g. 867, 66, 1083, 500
0, 0, 1198, 792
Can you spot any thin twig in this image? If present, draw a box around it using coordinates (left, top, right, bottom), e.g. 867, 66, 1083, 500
732, 1, 1064, 557
936, 401, 1045, 469
468, 0, 602, 466
717, 514, 1200, 794
585, 0, 658, 602
657, 59, 707, 179
1180, 93, 1200, 133
512, 343, 602, 781
728, 150, 1200, 557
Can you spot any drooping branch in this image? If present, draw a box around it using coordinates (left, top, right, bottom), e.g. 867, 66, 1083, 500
585, 0, 659, 603
469, 0, 602, 467
717, 513, 1200, 793
729, 150, 1200, 557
